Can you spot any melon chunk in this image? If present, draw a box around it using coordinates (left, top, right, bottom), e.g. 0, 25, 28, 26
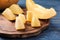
9, 4, 24, 15
15, 17, 25, 30
26, 11, 32, 22
19, 14, 26, 23
2, 8, 16, 20
31, 16, 41, 27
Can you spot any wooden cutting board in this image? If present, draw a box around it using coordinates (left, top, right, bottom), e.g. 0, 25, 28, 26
0, 9, 50, 38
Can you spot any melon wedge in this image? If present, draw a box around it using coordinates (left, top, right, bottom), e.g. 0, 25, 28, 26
9, 4, 24, 15
2, 8, 16, 20
15, 17, 25, 30
26, 11, 32, 22
33, 8, 56, 19
31, 16, 41, 27
19, 14, 26, 23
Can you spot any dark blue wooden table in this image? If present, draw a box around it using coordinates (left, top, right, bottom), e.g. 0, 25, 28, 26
0, 0, 60, 40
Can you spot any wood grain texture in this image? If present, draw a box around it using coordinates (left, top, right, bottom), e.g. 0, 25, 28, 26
0, 9, 49, 38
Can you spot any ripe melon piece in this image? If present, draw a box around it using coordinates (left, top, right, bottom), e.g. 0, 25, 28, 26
15, 17, 25, 30
26, 11, 32, 22
34, 5, 56, 19
19, 14, 26, 23
33, 8, 56, 19
31, 16, 41, 27
0, 0, 18, 10
2, 8, 16, 20
9, 4, 24, 15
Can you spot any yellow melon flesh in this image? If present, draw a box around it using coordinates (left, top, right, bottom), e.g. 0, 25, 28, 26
31, 16, 41, 27
26, 11, 32, 22
2, 8, 16, 20
19, 14, 26, 23
33, 8, 56, 19
9, 4, 24, 15
15, 17, 25, 30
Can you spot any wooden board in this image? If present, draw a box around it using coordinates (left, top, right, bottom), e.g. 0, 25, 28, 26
0, 9, 50, 38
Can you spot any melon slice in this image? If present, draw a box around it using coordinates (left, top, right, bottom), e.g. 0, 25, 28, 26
9, 4, 24, 15
15, 17, 25, 30
2, 8, 16, 20
26, 11, 32, 22
33, 8, 56, 19
19, 14, 26, 23
31, 16, 41, 27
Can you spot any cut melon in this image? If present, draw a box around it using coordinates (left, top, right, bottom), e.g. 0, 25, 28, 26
33, 8, 56, 19
19, 14, 26, 23
2, 8, 16, 20
15, 17, 25, 30
26, 11, 32, 22
9, 4, 24, 15
31, 16, 41, 27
